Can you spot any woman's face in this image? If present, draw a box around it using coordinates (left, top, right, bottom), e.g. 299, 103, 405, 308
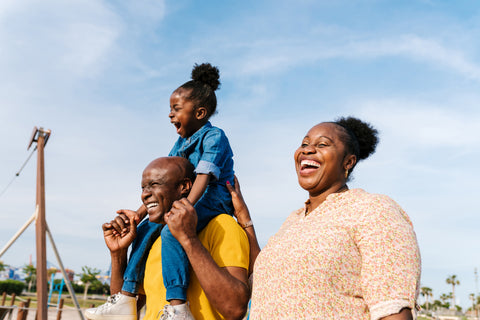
294, 123, 351, 196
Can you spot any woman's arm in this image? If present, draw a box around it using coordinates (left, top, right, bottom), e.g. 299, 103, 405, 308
380, 308, 412, 320
227, 176, 261, 276
356, 195, 420, 320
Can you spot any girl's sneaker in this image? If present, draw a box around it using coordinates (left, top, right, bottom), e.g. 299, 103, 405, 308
159, 303, 195, 320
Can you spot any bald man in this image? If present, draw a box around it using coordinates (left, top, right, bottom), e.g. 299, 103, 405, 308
86, 157, 250, 320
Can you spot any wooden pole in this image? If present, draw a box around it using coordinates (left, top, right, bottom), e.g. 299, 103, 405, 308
33, 128, 50, 320
56, 298, 64, 320
8, 293, 15, 318
17, 298, 31, 320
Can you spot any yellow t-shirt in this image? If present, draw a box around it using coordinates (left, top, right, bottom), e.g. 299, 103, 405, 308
143, 214, 250, 320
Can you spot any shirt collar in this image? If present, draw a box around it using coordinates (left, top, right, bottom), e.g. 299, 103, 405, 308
186, 121, 212, 141
302, 189, 353, 216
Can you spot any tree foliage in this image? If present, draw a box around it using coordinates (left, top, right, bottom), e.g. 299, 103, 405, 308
446, 275, 460, 310
22, 264, 36, 292
0, 261, 8, 272
420, 286, 433, 310
79, 266, 101, 301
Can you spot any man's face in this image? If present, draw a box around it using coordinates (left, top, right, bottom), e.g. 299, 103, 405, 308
141, 162, 183, 224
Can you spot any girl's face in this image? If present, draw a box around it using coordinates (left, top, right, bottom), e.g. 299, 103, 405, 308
294, 123, 353, 197
169, 89, 203, 138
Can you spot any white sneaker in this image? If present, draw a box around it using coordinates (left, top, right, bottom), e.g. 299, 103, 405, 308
159, 304, 195, 320
85, 293, 137, 320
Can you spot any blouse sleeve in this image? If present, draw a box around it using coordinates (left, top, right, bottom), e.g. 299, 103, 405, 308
353, 195, 421, 320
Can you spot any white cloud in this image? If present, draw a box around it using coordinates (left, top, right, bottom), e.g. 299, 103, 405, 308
345, 35, 480, 80
354, 98, 480, 148
0, 0, 121, 81
221, 31, 480, 82
118, 1, 166, 25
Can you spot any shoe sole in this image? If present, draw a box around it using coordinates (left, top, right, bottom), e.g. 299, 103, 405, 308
84, 312, 136, 320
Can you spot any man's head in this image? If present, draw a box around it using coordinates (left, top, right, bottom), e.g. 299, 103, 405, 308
141, 157, 195, 223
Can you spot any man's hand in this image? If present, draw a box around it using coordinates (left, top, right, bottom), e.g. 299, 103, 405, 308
164, 198, 198, 245
102, 209, 139, 253
167, 197, 251, 319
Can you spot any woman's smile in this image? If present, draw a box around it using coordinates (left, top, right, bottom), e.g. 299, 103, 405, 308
298, 159, 321, 176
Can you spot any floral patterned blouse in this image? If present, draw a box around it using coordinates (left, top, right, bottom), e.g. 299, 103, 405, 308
250, 189, 421, 320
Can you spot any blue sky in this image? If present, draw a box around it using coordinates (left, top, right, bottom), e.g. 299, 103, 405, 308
1, 0, 480, 309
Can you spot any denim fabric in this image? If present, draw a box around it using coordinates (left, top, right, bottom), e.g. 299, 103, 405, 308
122, 219, 163, 294
160, 225, 189, 301
169, 121, 234, 217
162, 121, 235, 300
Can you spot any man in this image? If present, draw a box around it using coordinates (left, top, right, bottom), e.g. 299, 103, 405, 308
86, 157, 250, 320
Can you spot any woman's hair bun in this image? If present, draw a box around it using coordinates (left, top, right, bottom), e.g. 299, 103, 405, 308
191, 63, 221, 91
336, 116, 379, 161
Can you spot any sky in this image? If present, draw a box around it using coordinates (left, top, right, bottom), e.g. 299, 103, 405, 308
0, 0, 479, 310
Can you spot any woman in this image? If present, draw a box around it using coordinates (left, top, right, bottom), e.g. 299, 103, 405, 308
228, 117, 421, 320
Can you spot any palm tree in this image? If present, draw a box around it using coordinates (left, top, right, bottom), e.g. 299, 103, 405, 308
421, 287, 433, 310
446, 275, 460, 309
22, 264, 36, 292
440, 293, 451, 309
470, 293, 476, 315
80, 266, 101, 301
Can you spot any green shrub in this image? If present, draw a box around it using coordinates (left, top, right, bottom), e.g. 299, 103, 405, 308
0, 280, 26, 295
89, 282, 110, 295
72, 283, 84, 293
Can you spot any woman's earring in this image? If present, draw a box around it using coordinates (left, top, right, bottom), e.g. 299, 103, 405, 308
345, 169, 349, 179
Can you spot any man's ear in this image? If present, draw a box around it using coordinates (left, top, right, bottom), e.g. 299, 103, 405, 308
195, 107, 208, 120
179, 178, 193, 197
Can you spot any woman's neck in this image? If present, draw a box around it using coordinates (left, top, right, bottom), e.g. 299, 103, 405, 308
307, 184, 348, 214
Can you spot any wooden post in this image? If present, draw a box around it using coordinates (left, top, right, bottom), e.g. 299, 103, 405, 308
16, 301, 25, 320
36, 130, 47, 320
7, 293, 16, 319
17, 298, 30, 320
56, 298, 64, 320
29, 127, 51, 320
1, 292, 5, 305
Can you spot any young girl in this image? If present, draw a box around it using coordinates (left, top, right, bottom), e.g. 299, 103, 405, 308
160, 62, 235, 318
85, 63, 235, 320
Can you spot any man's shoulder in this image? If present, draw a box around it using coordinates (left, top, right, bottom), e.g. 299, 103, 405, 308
199, 214, 249, 269
201, 214, 245, 240
208, 213, 238, 225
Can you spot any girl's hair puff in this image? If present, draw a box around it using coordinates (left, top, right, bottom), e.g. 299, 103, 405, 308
177, 63, 221, 118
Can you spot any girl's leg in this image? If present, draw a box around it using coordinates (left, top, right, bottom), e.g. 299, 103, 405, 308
161, 224, 189, 301
160, 202, 222, 301
122, 220, 163, 294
